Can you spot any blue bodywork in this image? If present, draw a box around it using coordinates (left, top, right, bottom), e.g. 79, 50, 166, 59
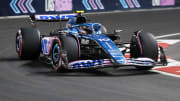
36, 15, 156, 69
63, 21, 126, 64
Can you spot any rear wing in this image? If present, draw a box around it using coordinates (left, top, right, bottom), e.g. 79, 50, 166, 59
30, 13, 77, 22
29, 11, 85, 26
30, 11, 85, 22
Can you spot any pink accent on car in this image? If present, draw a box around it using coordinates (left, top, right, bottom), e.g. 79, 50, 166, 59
41, 37, 57, 55
137, 31, 143, 55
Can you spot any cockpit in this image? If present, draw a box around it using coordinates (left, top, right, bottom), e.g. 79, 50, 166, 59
79, 25, 92, 34
65, 15, 107, 35
78, 23, 107, 35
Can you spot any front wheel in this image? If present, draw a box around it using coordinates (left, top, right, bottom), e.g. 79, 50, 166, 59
130, 31, 158, 70
51, 39, 68, 72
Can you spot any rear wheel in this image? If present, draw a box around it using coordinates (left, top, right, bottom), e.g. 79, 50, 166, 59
16, 27, 40, 59
130, 31, 158, 70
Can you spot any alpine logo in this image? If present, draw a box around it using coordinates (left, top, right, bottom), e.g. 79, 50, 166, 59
70, 59, 105, 69
35, 14, 76, 20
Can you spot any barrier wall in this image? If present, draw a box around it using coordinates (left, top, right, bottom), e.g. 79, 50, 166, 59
0, 0, 179, 16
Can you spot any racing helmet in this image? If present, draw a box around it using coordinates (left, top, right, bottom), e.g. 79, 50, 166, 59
76, 16, 86, 24
79, 25, 92, 34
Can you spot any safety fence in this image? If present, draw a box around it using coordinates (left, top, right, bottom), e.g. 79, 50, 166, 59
0, 0, 179, 16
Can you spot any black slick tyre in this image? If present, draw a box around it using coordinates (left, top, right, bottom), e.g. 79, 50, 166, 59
16, 27, 41, 59
130, 31, 158, 70
59, 35, 79, 62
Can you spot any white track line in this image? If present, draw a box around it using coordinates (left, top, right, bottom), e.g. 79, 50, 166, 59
155, 33, 180, 39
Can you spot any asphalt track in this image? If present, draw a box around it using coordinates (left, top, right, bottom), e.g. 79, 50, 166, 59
1, 9, 180, 101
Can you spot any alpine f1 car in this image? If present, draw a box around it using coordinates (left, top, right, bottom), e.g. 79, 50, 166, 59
16, 11, 167, 71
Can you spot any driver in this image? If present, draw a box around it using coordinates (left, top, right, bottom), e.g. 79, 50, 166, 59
79, 26, 92, 35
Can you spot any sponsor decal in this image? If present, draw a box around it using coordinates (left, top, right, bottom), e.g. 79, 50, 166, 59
41, 38, 49, 54
41, 37, 55, 55
98, 38, 110, 42
152, 0, 175, 6
71, 59, 105, 68
45, 0, 72, 12
119, 0, 141, 9
82, 0, 104, 10
35, 14, 76, 20
10, 0, 35, 14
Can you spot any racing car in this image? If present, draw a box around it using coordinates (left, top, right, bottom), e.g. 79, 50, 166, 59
16, 11, 167, 71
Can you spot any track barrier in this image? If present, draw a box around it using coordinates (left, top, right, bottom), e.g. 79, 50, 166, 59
0, 0, 179, 16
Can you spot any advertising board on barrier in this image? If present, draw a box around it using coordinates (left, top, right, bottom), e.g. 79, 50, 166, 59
45, 0, 72, 12
119, 0, 141, 9
82, 0, 104, 10
34, 14, 76, 20
152, 0, 175, 6
0, 0, 179, 16
10, 0, 36, 14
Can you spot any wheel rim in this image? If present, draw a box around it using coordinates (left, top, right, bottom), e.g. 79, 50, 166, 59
16, 34, 22, 56
52, 43, 62, 70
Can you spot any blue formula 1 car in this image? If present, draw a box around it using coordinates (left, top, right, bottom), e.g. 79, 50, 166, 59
16, 11, 167, 71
